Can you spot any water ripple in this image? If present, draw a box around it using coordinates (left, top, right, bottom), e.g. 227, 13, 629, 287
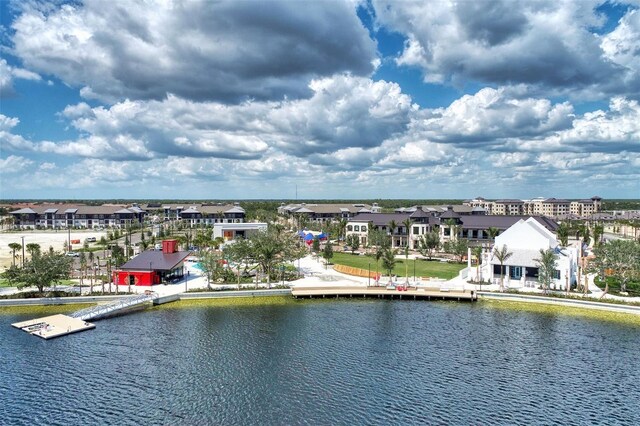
2, 300, 640, 425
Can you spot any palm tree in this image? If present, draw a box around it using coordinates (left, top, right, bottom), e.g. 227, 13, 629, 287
374, 246, 384, 285
26, 243, 41, 259
402, 218, 413, 248
387, 220, 397, 247
556, 223, 569, 247
472, 246, 483, 282
88, 251, 95, 294
443, 219, 457, 241
417, 231, 440, 260
487, 227, 500, 246
79, 252, 87, 288
403, 245, 410, 283
534, 248, 557, 295
337, 218, 348, 242
8, 242, 21, 267
592, 224, 604, 247
381, 248, 397, 281
493, 245, 513, 292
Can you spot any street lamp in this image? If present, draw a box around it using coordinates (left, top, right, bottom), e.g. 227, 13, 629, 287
368, 261, 371, 287
21, 236, 25, 267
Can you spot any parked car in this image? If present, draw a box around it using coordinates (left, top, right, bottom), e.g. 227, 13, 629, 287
66, 252, 80, 257
85, 237, 97, 243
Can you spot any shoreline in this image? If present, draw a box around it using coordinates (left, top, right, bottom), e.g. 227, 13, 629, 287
1, 289, 640, 323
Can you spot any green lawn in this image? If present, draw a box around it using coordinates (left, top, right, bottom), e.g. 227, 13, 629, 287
331, 252, 465, 280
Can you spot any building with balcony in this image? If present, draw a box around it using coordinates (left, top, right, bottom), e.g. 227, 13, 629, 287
278, 203, 381, 223
9, 204, 146, 229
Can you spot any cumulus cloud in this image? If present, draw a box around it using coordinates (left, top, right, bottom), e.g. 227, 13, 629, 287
519, 97, 640, 153
411, 87, 574, 146
0, 58, 42, 97
0, 155, 33, 174
11, 0, 377, 103
373, 0, 639, 98
8, 75, 413, 160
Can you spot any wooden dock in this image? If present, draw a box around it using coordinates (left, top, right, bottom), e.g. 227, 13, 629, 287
291, 286, 477, 302
12, 314, 95, 340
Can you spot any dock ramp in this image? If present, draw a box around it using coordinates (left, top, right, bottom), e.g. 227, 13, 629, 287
69, 292, 159, 321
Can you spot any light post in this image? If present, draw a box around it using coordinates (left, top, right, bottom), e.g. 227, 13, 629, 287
68, 226, 71, 253
150, 262, 153, 287
21, 236, 25, 267
368, 261, 371, 287
185, 270, 189, 292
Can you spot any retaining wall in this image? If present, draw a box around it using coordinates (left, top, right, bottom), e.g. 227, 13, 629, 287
479, 292, 640, 315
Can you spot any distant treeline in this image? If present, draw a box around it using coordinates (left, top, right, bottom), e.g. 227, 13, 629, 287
602, 200, 640, 211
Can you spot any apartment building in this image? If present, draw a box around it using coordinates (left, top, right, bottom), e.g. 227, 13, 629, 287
278, 203, 381, 223
10, 204, 146, 229
464, 196, 602, 218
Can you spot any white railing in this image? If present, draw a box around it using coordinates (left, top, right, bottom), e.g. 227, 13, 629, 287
70, 293, 158, 321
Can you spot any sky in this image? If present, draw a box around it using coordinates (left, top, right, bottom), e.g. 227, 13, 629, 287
1, 0, 639, 200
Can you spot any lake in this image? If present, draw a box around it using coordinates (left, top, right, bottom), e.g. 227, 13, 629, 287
1, 298, 639, 425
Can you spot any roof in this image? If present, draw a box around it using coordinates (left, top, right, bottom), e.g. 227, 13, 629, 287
225, 206, 246, 214
440, 209, 461, 219
543, 198, 570, 203
409, 207, 430, 219
494, 199, 524, 204
460, 215, 558, 232
11, 208, 37, 214
120, 250, 192, 271
349, 213, 412, 226
180, 207, 200, 214
280, 203, 373, 215
44, 208, 59, 213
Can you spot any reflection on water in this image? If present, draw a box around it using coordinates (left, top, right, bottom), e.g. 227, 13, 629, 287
1, 299, 639, 425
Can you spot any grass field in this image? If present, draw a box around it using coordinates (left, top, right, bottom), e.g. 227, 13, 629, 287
331, 252, 465, 280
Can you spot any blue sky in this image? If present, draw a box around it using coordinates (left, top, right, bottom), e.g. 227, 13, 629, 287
1, 0, 639, 200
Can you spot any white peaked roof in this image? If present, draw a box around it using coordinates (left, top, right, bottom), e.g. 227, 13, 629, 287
181, 207, 200, 214
225, 206, 245, 214
494, 218, 558, 251
11, 208, 36, 214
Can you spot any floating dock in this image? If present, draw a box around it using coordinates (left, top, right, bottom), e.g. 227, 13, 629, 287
291, 286, 477, 302
12, 292, 164, 339
12, 314, 95, 340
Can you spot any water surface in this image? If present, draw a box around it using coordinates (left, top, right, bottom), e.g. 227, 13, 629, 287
1, 299, 639, 425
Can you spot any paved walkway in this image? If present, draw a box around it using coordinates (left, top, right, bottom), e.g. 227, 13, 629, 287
2, 256, 639, 305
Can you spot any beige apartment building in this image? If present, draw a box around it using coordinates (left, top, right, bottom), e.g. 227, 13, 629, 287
464, 196, 602, 218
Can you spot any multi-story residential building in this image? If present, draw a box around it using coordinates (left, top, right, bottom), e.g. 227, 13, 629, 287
142, 203, 245, 223
492, 199, 525, 215
464, 196, 602, 218
10, 204, 146, 229
465, 197, 494, 214
346, 208, 437, 249
173, 204, 245, 226
569, 197, 602, 216
346, 205, 559, 250
279, 203, 381, 223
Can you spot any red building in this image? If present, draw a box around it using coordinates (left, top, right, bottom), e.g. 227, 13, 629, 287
113, 239, 191, 287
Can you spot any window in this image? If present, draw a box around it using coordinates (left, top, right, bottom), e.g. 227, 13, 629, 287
347, 225, 353, 231
361, 226, 367, 232
354, 225, 360, 232
413, 226, 419, 235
